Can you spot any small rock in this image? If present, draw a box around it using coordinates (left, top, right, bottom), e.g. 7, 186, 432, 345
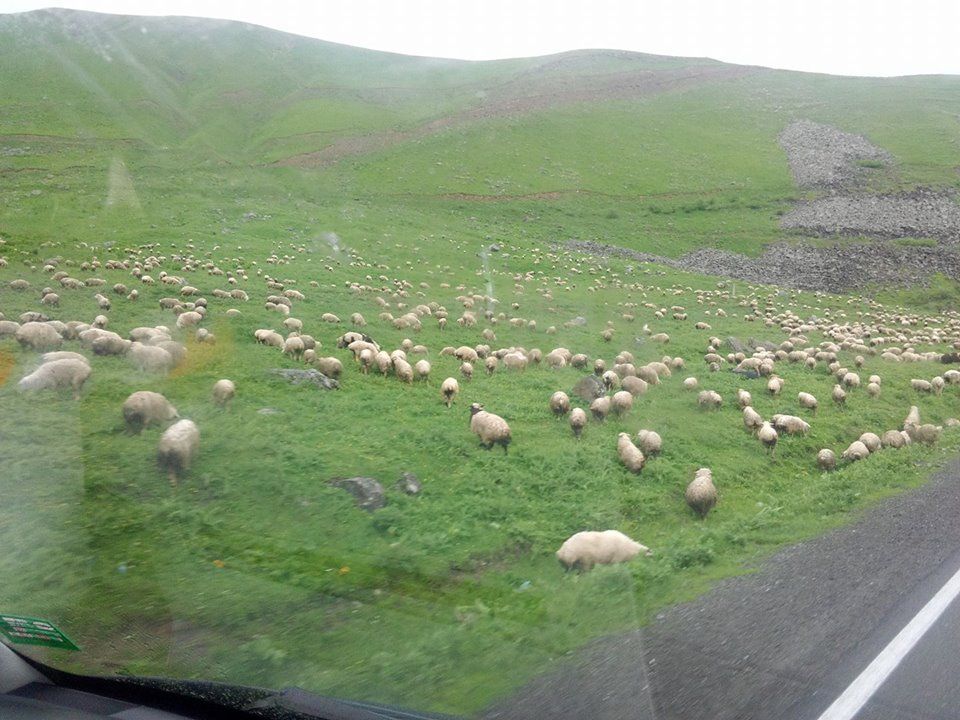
569, 316, 588, 327
397, 472, 422, 495
332, 477, 385, 511
571, 374, 605, 402
270, 368, 339, 390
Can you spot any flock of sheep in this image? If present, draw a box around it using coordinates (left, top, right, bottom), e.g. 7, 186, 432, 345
3, 240, 960, 574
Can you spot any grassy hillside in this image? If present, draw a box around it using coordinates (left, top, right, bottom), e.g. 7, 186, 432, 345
2, 9, 960, 717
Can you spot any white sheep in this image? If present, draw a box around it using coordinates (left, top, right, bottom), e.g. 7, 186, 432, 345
817, 448, 836, 470
282, 336, 305, 360
635, 429, 662, 455
15, 322, 62, 351
859, 432, 881, 453
771, 414, 810, 435
555, 530, 651, 572
737, 388, 752, 408
414, 359, 431, 381
550, 391, 571, 416
123, 391, 178, 433
841, 440, 869, 461
698, 390, 722, 409
394, 357, 414, 383
441, 377, 460, 407
686, 467, 717, 519
758, 421, 778, 456
743, 406, 763, 433
570, 408, 587, 438
616, 433, 645, 473
212, 379, 235, 408
41, 351, 89, 365
316, 357, 343, 379
798, 392, 818, 411
127, 342, 174, 373
18, 358, 91, 399
590, 395, 611, 421
610, 390, 633, 417
157, 419, 200, 486
832, 384, 847, 406
469, 403, 511, 453
620, 376, 648, 396
911, 378, 933, 393
866, 382, 881, 398
682, 377, 698, 390
881, 430, 908, 448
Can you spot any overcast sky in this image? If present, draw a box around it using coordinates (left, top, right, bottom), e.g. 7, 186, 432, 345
2, 0, 960, 76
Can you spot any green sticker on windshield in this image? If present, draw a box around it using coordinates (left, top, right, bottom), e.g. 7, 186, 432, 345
0, 614, 79, 651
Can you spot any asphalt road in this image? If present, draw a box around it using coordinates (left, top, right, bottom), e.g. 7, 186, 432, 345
483, 456, 960, 720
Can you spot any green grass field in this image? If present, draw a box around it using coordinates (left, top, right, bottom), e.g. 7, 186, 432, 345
3, 8, 960, 717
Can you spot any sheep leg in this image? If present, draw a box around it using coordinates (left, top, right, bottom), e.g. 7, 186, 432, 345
168, 471, 178, 487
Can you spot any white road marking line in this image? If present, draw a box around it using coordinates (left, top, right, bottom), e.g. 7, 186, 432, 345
817, 563, 960, 720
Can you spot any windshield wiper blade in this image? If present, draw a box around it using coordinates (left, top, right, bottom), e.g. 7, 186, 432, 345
245, 687, 459, 720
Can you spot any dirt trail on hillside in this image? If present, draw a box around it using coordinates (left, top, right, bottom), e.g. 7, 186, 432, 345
272, 64, 758, 168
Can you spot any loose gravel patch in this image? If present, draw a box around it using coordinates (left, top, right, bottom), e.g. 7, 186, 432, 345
778, 119, 891, 190
566, 239, 960, 292
781, 189, 960, 242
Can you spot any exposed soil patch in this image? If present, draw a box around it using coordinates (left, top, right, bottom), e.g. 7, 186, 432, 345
566, 239, 960, 292
273, 64, 759, 168
778, 119, 891, 191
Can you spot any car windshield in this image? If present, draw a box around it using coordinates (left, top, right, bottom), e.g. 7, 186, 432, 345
2, 4, 960, 720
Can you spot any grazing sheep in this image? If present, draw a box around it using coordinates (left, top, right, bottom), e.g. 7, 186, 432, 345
841, 441, 869, 462
682, 377, 698, 390
350, 313, 367, 327
842, 372, 861, 388
771, 414, 810, 435
616, 433, 646, 473
635, 429, 662, 455
503, 352, 527, 372
176, 311, 202, 329
212, 379, 235, 408
832, 384, 847, 406
157, 419, 200, 486
254, 329, 284, 348
321, 313, 341, 323
881, 430, 908, 449
282, 336, 305, 360
0, 320, 20, 337
394, 358, 414, 384
817, 448, 836, 471
743, 406, 763, 432
686, 467, 717, 519
550, 391, 571, 416
414, 359, 431, 381
18, 359, 91, 399
123, 391, 178, 433
869, 374, 882, 385
469, 403, 511, 453
911, 378, 933, 393
570, 408, 587, 438
866, 382, 881, 398
913, 424, 942, 445
932, 376, 945, 395
590, 395, 611, 421
374, 351, 392, 375
766, 376, 784, 395
650, 332, 670, 343
737, 389, 752, 409
904, 405, 921, 432
556, 530, 651, 572
127, 342, 174, 373
15, 322, 62, 351
610, 390, 633, 417
859, 432, 882, 453
315, 357, 343, 379
282, 317, 303, 334
460, 362, 474, 380
41, 351, 89, 365
698, 390, 722, 409
441, 377, 460, 407
758, 422, 778, 456
601, 370, 620, 391
621, 376, 648, 396
798, 392, 818, 411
